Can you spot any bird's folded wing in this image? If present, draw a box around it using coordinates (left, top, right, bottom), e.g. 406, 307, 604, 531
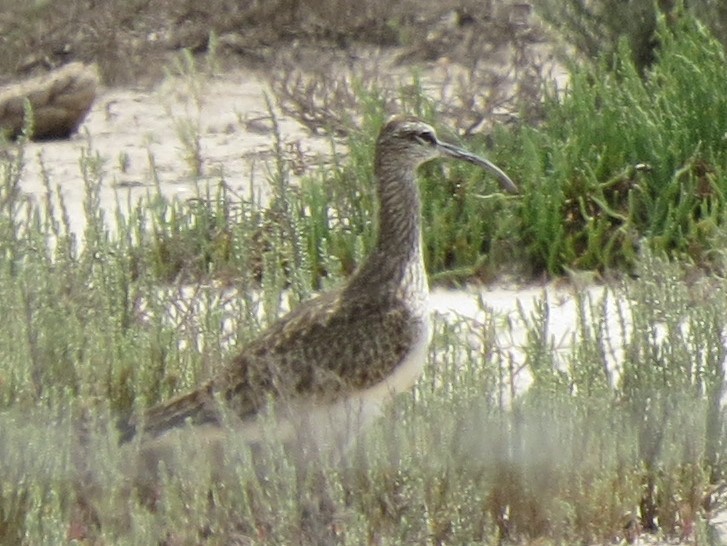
133, 291, 418, 439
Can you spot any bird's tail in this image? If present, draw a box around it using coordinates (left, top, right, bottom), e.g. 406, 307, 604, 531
118, 383, 221, 444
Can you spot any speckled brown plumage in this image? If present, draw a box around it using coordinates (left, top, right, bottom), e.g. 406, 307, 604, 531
123, 116, 516, 447
138, 290, 420, 437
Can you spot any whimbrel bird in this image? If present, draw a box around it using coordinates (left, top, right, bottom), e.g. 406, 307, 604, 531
123, 116, 516, 455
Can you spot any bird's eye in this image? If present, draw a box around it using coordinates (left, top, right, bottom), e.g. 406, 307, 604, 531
414, 130, 437, 146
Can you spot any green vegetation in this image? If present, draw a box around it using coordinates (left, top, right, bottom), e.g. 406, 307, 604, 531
535, 0, 727, 74
507, 14, 727, 275
3, 4, 727, 545
1, 140, 726, 541
267, 14, 727, 280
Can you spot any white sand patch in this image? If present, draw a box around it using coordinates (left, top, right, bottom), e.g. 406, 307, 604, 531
431, 284, 635, 393
11, 70, 332, 236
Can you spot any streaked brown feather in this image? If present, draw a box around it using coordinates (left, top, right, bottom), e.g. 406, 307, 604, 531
136, 287, 418, 438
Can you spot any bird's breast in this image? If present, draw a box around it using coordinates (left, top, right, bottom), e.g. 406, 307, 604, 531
240, 298, 433, 455
302, 310, 432, 453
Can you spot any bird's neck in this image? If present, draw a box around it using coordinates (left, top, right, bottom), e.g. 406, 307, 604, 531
346, 159, 427, 299
376, 167, 422, 267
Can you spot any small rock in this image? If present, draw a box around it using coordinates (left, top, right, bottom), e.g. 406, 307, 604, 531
0, 62, 99, 140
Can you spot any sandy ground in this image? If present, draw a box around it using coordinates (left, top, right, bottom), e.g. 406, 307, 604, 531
13, 69, 334, 236
431, 283, 627, 393
5, 68, 726, 544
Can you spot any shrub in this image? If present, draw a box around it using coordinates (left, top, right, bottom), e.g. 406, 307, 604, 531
510, 13, 727, 274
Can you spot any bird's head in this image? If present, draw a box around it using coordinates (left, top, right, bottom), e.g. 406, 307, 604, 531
376, 116, 517, 194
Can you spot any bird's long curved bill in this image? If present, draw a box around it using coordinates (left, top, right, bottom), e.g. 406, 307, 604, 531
438, 140, 518, 194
